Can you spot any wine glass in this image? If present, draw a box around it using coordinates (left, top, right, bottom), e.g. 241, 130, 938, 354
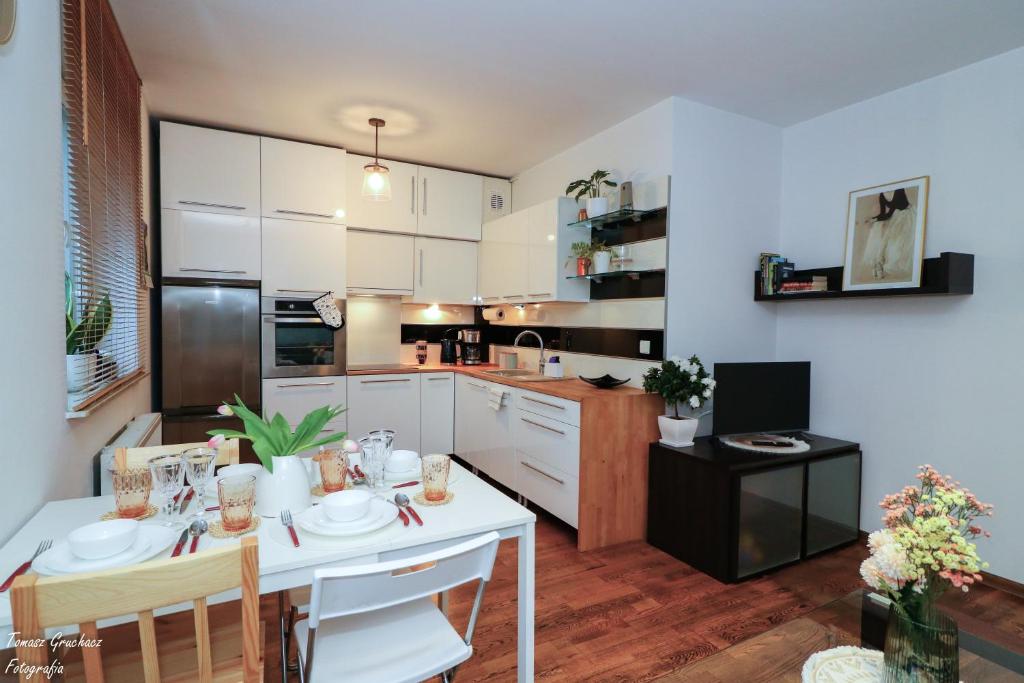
357, 434, 388, 489
148, 454, 185, 527
182, 447, 218, 520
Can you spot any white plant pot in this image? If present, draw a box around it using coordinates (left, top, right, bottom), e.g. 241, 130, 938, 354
592, 251, 612, 274
66, 353, 96, 393
586, 196, 609, 218
658, 415, 699, 448
255, 454, 312, 518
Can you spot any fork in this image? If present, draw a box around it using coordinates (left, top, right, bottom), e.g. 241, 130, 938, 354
280, 510, 300, 548
1, 540, 53, 592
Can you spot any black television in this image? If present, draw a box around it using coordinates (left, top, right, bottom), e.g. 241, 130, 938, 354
712, 362, 810, 436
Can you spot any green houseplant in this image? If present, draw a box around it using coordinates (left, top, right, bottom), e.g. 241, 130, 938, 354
65, 272, 113, 392
591, 241, 613, 274
568, 241, 594, 276
565, 170, 618, 218
642, 355, 715, 447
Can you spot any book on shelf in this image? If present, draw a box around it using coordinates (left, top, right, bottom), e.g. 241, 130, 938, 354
758, 254, 831, 295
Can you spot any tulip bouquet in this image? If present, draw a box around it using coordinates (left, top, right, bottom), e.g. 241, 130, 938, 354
207, 395, 350, 473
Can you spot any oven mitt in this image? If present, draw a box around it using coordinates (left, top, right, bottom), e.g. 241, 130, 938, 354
312, 291, 344, 329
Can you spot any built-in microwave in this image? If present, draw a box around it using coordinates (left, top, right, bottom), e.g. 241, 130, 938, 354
261, 297, 346, 379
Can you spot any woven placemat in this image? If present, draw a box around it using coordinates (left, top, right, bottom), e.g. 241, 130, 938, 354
209, 516, 261, 538
413, 491, 454, 506
310, 481, 351, 497
100, 504, 158, 521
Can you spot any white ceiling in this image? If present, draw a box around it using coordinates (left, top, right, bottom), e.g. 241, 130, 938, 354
110, 0, 1024, 178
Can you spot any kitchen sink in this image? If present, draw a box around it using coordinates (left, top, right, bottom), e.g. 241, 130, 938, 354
482, 369, 568, 382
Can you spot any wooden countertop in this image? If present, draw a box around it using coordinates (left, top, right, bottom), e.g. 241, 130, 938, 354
347, 363, 650, 402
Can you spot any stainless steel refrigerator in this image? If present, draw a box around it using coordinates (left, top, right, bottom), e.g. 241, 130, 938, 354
160, 282, 260, 454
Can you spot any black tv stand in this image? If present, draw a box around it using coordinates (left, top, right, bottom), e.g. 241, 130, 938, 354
647, 434, 861, 583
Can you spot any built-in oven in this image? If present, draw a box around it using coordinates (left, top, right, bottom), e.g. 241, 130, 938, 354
261, 297, 346, 379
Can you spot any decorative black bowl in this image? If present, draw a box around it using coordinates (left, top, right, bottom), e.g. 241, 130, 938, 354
579, 374, 630, 389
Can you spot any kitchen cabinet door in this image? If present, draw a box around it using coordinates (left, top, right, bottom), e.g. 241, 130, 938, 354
262, 377, 348, 426
420, 372, 455, 454
417, 166, 483, 240
347, 230, 414, 294
346, 374, 421, 452
454, 375, 515, 488
261, 217, 346, 298
477, 216, 506, 305
261, 137, 346, 224
412, 237, 478, 305
526, 202, 557, 300
500, 209, 529, 303
344, 154, 419, 234
160, 122, 260, 217
161, 208, 260, 280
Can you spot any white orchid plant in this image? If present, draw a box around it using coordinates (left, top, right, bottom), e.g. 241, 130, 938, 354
642, 354, 715, 418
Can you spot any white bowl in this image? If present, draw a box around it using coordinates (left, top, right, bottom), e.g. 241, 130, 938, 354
218, 463, 263, 479
322, 489, 372, 523
68, 519, 139, 560
385, 450, 419, 473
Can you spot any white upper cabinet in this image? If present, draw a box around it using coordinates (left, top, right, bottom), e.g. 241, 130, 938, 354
261, 217, 346, 298
260, 137, 346, 224
527, 197, 589, 302
344, 154, 419, 234
481, 210, 527, 303
160, 122, 260, 217
347, 230, 414, 295
477, 217, 505, 304
412, 237, 478, 305
417, 166, 483, 241
161, 208, 260, 280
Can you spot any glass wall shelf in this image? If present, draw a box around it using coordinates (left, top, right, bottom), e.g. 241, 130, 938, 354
568, 207, 664, 230
565, 268, 665, 284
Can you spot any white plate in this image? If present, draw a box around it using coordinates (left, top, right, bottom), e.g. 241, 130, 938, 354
33, 525, 179, 576
296, 499, 397, 537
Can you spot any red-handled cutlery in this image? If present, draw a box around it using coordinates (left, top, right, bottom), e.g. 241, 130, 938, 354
188, 518, 208, 554
395, 493, 423, 526
353, 465, 367, 480
281, 509, 300, 547
0, 539, 52, 592
170, 527, 190, 558
392, 481, 420, 488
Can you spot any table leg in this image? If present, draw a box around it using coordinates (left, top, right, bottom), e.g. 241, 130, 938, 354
517, 521, 535, 682
439, 590, 450, 616
278, 590, 287, 683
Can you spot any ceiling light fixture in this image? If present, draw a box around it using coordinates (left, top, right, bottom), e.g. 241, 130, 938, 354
361, 118, 391, 201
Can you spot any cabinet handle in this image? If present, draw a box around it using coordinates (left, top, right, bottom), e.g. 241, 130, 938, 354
275, 289, 324, 294
522, 395, 565, 411
411, 176, 416, 215
503, 295, 525, 300
427, 376, 451, 381
276, 381, 335, 389
360, 378, 412, 384
275, 209, 335, 219
178, 200, 246, 211
422, 177, 428, 215
528, 292, 552, 297
180, 268, 247, 275
419, 249, 424, 286
520, 417, 565, 435
520, 461, 564, 485
466, 381, 486, 389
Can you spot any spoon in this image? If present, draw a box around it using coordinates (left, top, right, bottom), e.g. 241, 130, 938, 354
394, 493, 423, 526
188, 517, 208, 554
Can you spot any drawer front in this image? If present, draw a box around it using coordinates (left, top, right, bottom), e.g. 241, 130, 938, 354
347, 374, 421, 451
513, 410, 579, 479
262, 378, 348, 426
516, 455, 579, 529
514, 389, 580, 427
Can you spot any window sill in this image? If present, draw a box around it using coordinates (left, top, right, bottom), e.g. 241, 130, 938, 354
65, 370, 150, 420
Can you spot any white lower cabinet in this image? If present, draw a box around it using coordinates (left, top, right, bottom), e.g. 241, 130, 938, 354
262, 378, 348, 460
346, 374, 421, 452
515, 456, 580, 529
454, 375, 515, 489
420, 372, 455, 454
513, 405, 580, 528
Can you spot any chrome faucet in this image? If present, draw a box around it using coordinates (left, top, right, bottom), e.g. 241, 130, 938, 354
514, 330, 546, 375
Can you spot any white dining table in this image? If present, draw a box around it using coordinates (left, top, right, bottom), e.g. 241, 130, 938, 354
0, 463, 537, 682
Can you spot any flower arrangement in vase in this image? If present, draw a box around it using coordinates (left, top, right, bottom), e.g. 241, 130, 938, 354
861, 465, 993, 682
642, 355, 715, 447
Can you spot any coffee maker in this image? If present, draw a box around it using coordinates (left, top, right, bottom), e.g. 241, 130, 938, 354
458, 329, 483, 365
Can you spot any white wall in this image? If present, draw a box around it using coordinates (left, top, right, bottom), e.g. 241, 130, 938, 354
777, 48, 1024, 581
0, 1, 151, 545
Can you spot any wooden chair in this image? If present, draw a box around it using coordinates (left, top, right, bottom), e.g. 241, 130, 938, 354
114, 439, 240, 471
11, 537, 263, 683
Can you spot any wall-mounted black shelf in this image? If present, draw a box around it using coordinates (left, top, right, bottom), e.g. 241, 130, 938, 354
566, 267, 664, 284
754, 252, 974, 301
568, 206, 665, 231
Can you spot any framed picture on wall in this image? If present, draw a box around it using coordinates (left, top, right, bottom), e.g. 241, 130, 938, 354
842, 176, 929, 291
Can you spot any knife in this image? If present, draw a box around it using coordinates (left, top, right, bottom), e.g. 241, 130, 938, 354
170, 528, 190, 558
404, 504, 424, 527
178, 489, 195, 516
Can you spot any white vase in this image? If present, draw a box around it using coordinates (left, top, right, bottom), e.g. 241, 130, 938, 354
592, 251, 612, 274
66, 353, 96, 393
586, 196, 608, 218
658, 415, 699, 448
255, 454, 312, 518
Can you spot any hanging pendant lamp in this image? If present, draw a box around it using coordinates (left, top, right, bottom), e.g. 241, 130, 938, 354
361, 118, 392, 201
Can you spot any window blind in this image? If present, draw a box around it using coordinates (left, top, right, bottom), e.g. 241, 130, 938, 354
62, 0, 147, 412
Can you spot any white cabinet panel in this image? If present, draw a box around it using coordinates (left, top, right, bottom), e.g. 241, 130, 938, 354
516, 456, 579, 529
347, 230, 414, 294
413, 237, 478, 305
477, 218, 506, 305
261, 217, 346, 298
346, 374, 421, 452
345, 154, 419, 234
160, 122, 260, 217
514, 388, 580, 427
454, 375, 514, 488
500, 211, 528, 303
418, 166, 483, 240
513, 409, 580, 479
526, 202, 556, 300
161, 209, 260, 280
262, 377, 348, 426
261, 137, 346, 224
420, 372, 455, 454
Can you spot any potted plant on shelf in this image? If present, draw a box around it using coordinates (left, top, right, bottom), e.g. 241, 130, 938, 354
591, 241, 613, 274
642, 355, 714, 447
568, 241, 594, 276
208, 396, 352, 517
566, 169, 618, 219
65, 272, 113, 393
861, 465, 992, 682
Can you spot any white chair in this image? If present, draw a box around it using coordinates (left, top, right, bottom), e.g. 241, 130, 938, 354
295, 531, 501, 683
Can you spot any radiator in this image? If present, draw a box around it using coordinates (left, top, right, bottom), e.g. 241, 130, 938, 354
97, 412, 162, 495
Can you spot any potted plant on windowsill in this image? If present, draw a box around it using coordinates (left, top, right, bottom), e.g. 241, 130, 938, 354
642, 355, 715, 447
65, 272, 113, 393
566, 170, 618, 219
208, 396, 353, 517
